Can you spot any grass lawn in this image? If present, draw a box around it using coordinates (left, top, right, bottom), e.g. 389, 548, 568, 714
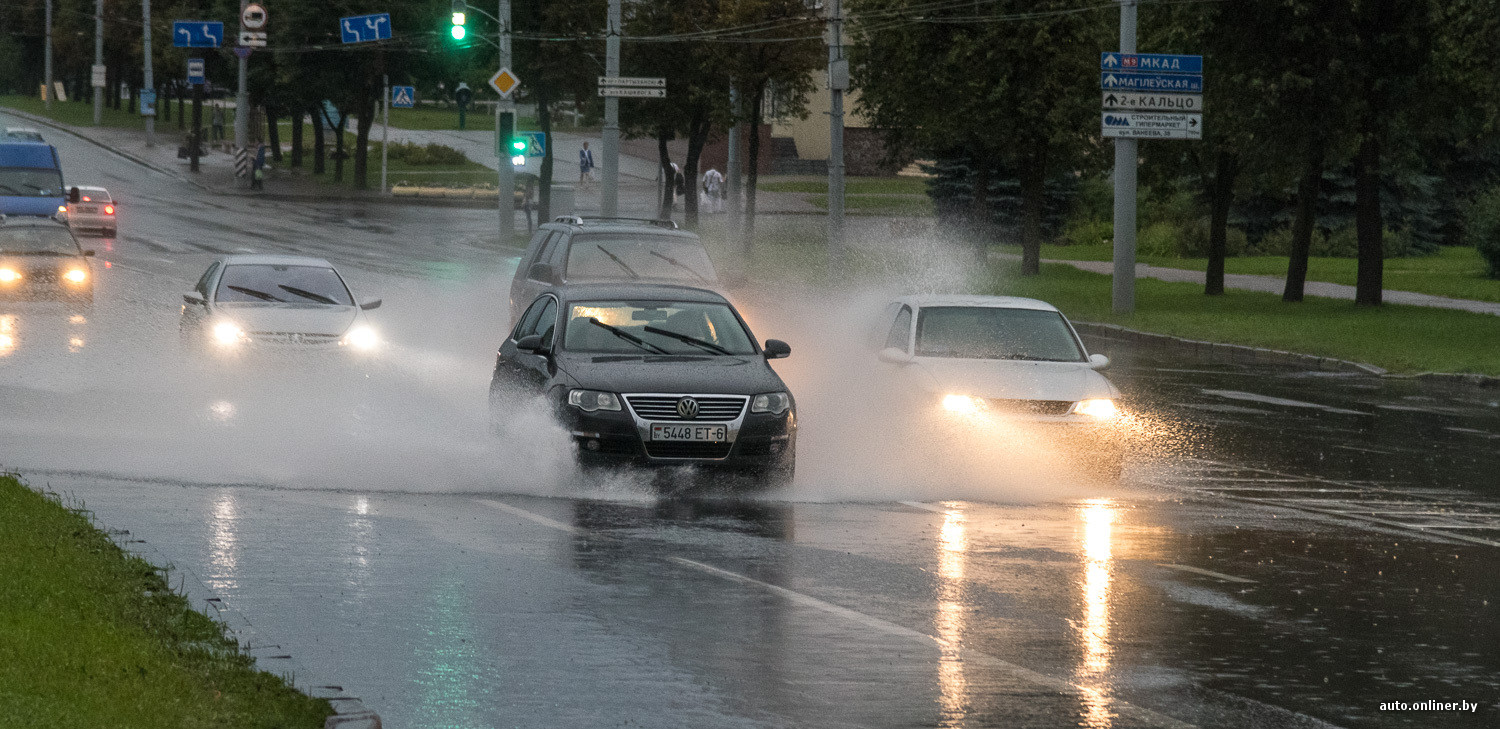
272, 121, 494, 189
0, 95, 164, 131
1041, 243, 1500, 303
385, 105, 537, 132
0, 475, 331, 728
804, 194, 934, 217
758, 176, 928, 195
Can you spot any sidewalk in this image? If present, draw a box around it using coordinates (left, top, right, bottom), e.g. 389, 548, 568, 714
997, 252, 1500, 317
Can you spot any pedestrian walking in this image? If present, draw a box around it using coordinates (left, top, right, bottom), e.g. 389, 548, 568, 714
250, 144, 266, 190
701, 168, 725, 213
671, 162, 685, 200
578, 142, 595, 189
211, 104, 225, 142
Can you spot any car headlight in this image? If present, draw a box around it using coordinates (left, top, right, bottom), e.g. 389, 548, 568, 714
751, 392, 792, 415
65, 268, 87, 283
1072, 398, 1119, 419
212, 321, 246, 346
568, 389, 622, 412
942, 394, 984, 414
0, 268, 18, 283
341, 325, 379, 350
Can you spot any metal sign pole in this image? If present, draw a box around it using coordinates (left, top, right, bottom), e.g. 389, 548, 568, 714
827, 0, 846, 272
726, 85, 742, 256
381, 75, 389, 194
1111, 0, 1138, 314
601, 0, 621, 217
45, 0, 53, 110
142, 0, 154, 146
93, 0, 103, 126
497, 0, 515, 246
236, 0, 250, 165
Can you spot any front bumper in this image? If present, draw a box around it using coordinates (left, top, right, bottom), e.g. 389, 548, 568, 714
0, 278, 92, 301
560, 396, 796, 470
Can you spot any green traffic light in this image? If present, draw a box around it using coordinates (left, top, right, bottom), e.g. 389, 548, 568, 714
450, 25, 466, 40
511, 139, 527, 152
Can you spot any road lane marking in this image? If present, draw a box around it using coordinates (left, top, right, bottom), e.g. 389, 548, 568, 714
477, 499, 578, 533
1155, 564, 1257, 584
1199, 389, 1370, 416
670, 556, 1198, 729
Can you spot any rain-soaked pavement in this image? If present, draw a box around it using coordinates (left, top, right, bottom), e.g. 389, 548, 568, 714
3, 111, 1499, 728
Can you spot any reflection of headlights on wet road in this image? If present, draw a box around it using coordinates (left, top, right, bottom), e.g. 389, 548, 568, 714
0, 268, 19, 283
65, 268, 87, 283
1071, 398, 1119, 419
212, 321, 247, 346
341, 325, 378, 350
942, 394, 985, 414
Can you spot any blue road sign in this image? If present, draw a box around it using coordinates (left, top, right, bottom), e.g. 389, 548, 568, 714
172, 20, 224, 48
139, 89, 157, 116
340, 13, 392, 43
1100, 53, 1202, 75
1100, 72, 1202, 93
186, 58, 206, 85
520, 131, 545, 157
391, 86, 415, 108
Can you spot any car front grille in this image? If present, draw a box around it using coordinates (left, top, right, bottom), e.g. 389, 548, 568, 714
984, 399, 1074, 416
247, 332, 342, 345
625, 394, 746, 422
644, 442, 734, 459
25, 269, 59, 283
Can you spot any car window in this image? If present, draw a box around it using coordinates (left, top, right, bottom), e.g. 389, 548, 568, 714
213, 264, 354, 306
195, 262, 220, 295
520, 228, 550, 268
563, 235, 716, 284
561, 300, 754, 355
886, 306, 913, 352
530, 232, 565, 278
915, 307, 1086, 362
517, 297, 558, 343
0, 226, 80, 255
0, 168, 64, 198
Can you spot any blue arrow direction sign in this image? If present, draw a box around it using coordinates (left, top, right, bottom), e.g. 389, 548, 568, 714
186, 58, 206, 85
1101, 73, 1202, 93
391, 86, 415, 108
1100, 53, 1202, 75
172, 20, 224, 48
340, 13, 392, 43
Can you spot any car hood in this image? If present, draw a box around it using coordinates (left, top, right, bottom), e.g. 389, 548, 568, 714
558, 353, 786, 396
215, 303, 358, 336
0, 197, 65, 217
909, 357, 1117, 401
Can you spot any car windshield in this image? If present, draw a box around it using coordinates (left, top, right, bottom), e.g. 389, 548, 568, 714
915, 306, 1086, 362
562, 300, 755, 355
0, 226, 80, 255
0, 168, 65, 198
75, 188, 111, 203
214, 264, 354, 306
564, 235, 717, 284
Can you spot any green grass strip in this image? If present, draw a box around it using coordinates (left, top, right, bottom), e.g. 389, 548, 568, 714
0, 475, 331, 728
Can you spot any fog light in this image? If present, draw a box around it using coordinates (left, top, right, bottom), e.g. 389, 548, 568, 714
585, 439, 601, 451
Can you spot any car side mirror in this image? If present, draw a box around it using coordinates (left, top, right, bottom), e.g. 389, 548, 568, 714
516, 334, 550, 355
878, 347, 913, 365
182, 292, 206, 306
1088, 353, 1111, 370
763, 339, 791, 360
68, 187, 81, 203
527, 262, 556, 284
83, 250, 95, 256
360, 298, 382, 310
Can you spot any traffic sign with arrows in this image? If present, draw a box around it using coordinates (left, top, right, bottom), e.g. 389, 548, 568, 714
340, 13, 391, 43
1100, 53, 1202, 74
1102, 91, 1202, 112
1101, 73, 1202, 93
1101, 111, 1202, 140
173, 21, 223, 48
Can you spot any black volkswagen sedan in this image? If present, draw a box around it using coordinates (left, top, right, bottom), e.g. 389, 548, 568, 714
491, 283, 796, 487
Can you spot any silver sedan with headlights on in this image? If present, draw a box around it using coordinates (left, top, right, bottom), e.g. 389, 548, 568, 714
180, 254, 382, 357
875, 295, 1127, 480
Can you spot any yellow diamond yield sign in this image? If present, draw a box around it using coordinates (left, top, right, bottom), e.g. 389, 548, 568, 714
489, 67, 520, 98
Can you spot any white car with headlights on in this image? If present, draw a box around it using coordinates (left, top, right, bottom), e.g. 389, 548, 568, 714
180, 254, 381, 356
875, 295, 1126, 479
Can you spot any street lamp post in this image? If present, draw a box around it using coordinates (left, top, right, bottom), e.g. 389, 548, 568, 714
143, 0, 154, 146
93, 0, 103, 126
601, 0, 621, 217
44, 0, 54, 111
1111, 0, 1139, 314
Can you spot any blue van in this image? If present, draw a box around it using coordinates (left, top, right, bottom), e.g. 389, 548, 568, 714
0, 142, 66, 218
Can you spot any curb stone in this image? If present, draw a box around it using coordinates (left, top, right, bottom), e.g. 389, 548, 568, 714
0, 107, 199, 187
1072, 321, 1388, 375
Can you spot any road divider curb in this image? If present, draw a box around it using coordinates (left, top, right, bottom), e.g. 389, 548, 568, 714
1073, 322, 1388, 375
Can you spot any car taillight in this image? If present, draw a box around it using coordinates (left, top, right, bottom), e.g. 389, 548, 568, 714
81, 196, 91, 202
104, 205, 114, 215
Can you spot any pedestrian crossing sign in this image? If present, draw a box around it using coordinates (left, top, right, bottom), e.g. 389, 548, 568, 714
391, 85, 415, 109
521, 132, 545, 157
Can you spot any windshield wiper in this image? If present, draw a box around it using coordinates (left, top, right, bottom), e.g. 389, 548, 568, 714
588, 317, 668, 354
3, 250, 68, 256
643, 325, 731, 355
0, 185, 22, 195
595, 244, 640, 278
225, 285, 284, 302
648, 250, 711, 284
278, 284, 339, 305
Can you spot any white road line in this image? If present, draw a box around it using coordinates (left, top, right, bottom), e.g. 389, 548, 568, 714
478, 498, 1195, 727
477, 499, 578, 533
1200, 389, 1370, 416
1155, 564, 1257, 584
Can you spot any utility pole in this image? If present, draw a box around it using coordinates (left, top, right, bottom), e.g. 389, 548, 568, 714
726, 85, 742, 256
142, 0, 154, 146
600, 0, 621, 216
825, 0, 846, 270
93, 0, 103, 126
1111, 0, 1138, 314
44, 0, 54, 111
235, 0, 250, 166
381, 75, 389, 194
497, 0, 515, 246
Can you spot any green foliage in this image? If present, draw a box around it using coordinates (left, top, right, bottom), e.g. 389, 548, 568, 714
923, 158, 1077, 240
1465, 184, 1500, 278
372, 141, 470, 166
1062, 219, 1113, 248
1256, 224, 1416, 258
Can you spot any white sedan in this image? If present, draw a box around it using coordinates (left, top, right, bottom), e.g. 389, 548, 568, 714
180, 254, 382, 356
875, 294, 1126, 477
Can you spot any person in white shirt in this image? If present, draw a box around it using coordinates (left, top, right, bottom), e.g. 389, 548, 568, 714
701, 168, 725, 213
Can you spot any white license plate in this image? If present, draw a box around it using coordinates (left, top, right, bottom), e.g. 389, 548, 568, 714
73, 205, 97, 213
651, 423, 727, 442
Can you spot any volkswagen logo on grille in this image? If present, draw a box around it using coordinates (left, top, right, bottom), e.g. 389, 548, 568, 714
676, 397, 700, 419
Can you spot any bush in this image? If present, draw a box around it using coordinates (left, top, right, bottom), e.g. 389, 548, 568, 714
1253, 224, 1417, 259
1465, 185, 1500, 278
371, 140, 470, 166
1138, 221, 1184, 257
1061, 218, 1112, 247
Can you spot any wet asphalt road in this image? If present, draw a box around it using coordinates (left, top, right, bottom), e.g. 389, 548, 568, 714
4, 112, 1500, 728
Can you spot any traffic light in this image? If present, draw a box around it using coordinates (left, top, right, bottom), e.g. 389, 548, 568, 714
450, 0, 467, 40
